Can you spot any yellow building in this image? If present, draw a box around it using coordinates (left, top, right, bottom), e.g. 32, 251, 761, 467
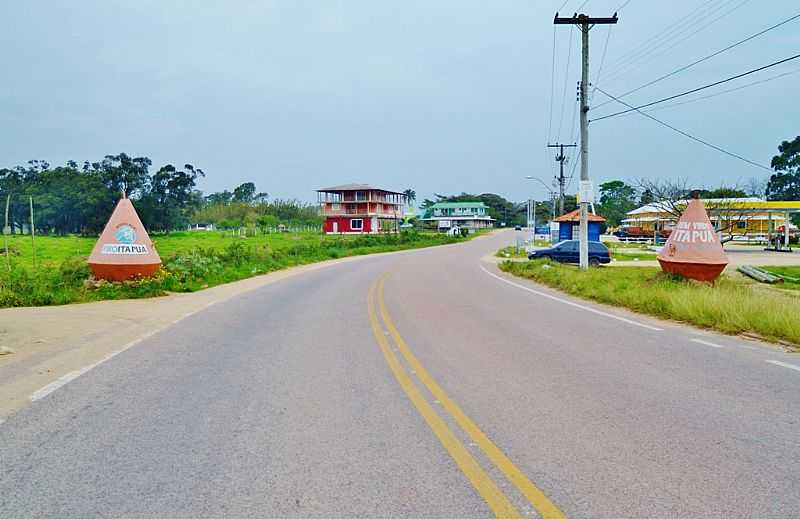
623, 198, 800, 244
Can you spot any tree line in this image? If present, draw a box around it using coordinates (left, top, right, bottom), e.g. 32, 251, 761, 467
0, 154, 204, 235
0, 153, 321, 235
192, 184, 320, 230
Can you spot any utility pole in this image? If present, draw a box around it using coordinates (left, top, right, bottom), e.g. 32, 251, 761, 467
547, 143, 576, 216
555, 11, 618, 270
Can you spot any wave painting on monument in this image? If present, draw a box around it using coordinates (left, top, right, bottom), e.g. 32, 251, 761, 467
657, 198, 728, 282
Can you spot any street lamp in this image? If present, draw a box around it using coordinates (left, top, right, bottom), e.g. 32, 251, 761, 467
525, 176, 558, 220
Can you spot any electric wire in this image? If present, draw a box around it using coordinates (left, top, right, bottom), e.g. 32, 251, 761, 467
603, 0, 753, 84
608, 0, 750, 80
637, 68, 800, 115
594, 87, 772, 171
591, 25, 614, 102
594, 12, 800, 110
615, 0, 632, 12
556, 24, 576, 141
603, 0, 721, 73
591, 53, 800, 122
547, 25, 557, 143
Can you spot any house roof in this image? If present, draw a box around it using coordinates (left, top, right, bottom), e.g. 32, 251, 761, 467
317, 183, 404, 195
627, 197, 766, 216
430, 202, 488, 209
553, 208, 606, 223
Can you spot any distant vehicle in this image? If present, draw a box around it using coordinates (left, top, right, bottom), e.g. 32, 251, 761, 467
528, 240, 610, 267
614, 226, 671, 239
514, 225, 522, 231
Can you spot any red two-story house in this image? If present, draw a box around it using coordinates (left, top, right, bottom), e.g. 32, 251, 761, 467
317, 184, 406, 234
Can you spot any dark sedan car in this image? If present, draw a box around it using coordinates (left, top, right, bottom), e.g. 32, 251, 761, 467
527, 239, 611, 266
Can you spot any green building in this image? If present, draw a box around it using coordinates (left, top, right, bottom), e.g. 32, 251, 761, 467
421, 202, 494, 231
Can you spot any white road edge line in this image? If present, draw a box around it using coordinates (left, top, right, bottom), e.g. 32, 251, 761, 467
26, 244, 464, 406
691, 338, 726, 349
30, 308, 205, 403
766, 360, 800, 373
480, 264, 663, 332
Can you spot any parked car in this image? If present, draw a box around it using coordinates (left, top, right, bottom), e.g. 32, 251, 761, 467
514, 225, 522, 231
527, 240, 610, 266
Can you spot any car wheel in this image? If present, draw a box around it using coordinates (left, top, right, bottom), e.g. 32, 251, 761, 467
589, 257, 601, 267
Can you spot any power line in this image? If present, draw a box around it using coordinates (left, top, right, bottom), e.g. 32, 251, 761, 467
594, 12, 800, 110
639, 67, 800, 114
591, 25, 614, 101
603, 0, 722, 73
591, 53, 800, 122
602, 0, 750, 83
556, 24, 575, 140
615, 0, 633, 12
547, 25, 557, 142
594, 87, 771, 171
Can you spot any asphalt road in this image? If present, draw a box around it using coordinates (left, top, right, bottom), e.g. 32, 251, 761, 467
2, 230, 799, 518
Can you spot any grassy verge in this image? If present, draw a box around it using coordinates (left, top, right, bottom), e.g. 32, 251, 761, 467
496, 246, 528, 258
500, 259, 800, 348
759, 266, 800, 290
0, 231, 471, 308
610, 251, 658, 262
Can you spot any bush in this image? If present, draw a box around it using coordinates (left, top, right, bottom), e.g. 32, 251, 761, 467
164, 249, 224, 282
59, 257, 90, 282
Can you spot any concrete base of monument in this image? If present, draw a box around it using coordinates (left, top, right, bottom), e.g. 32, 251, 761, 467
658, 259, 727, 282
89, 262, 161, 282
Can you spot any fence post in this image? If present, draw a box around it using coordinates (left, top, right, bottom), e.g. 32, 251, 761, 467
3, 194, 10, 271
30, 196, 36, 269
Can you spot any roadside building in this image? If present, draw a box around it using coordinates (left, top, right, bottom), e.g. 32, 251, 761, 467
420, 202, 495, 231
623, 198, 800, 244
188, 222, 215, 231
317, 184, 406, 234
553, 208, 606, 242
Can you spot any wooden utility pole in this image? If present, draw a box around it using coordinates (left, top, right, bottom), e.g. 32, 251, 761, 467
555, 12, 618, 269
547, 142, 577, 216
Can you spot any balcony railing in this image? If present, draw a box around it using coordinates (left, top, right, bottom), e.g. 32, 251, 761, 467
321, 207, 401, 217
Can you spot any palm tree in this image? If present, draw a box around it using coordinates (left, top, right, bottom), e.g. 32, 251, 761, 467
403, 188, 416, 204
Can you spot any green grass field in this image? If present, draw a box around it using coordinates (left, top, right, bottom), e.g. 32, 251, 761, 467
759, 266, 800, 290
610, 251, 658, 262
500, 259, 800, 348
0, 230, 470, 308
2, 231, 381, 269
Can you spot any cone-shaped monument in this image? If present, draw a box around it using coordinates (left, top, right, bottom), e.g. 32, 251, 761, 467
88, 197, 161, 281
657, 198, 728, 282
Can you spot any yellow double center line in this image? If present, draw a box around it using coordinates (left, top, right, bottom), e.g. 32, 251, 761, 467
367, 277, 566, 519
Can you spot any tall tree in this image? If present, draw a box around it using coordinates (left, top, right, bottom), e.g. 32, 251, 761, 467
597, 180, 637, 227
139, 164, 205, 231
697, 186, 747, 199
767, 136, 800, 201
403, 188, 416, 205
91, 153, 152, 198
233, 182, 257, 204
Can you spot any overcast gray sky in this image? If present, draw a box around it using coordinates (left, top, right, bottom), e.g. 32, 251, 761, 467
1, 0, 798, 204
